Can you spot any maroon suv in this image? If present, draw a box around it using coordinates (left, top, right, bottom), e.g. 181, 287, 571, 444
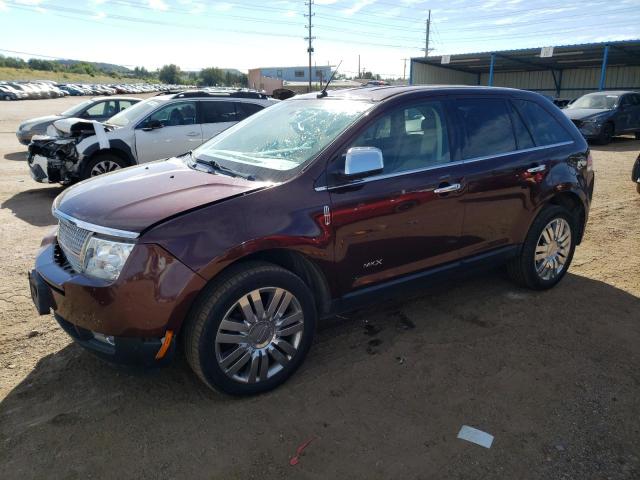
29, 86, 594, 395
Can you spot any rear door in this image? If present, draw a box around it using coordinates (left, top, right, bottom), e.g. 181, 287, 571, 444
134, 100, 203, 163
454, 96, 574, 257
327, 97, 468, 292
200, 100, 240, 142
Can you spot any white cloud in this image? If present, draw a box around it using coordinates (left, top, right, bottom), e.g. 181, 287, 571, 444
0, 0, 7, 11
213, 2, 234, 11
343, 0, 376, 16
148, 0, 169, 11
14, 0, 43, 4
92, 11, 106, 20
284, 10, 297, 17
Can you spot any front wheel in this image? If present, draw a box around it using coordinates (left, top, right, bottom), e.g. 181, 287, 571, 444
597, 123, 614, 145
183, 262, 317, 395
507, 206, 577, 290
81, 153, 128, 180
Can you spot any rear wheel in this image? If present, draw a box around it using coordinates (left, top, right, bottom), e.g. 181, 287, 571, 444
507, 206, 577, 290
183, 262, 317, 395
3, 95, 11, 101
81, 153, 128, 180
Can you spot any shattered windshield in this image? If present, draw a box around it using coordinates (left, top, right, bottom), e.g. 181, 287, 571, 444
568, 94, 619, 110
106, 98, 162, 126
192, 98, 373, 181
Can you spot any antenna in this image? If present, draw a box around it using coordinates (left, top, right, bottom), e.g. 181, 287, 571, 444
317, 60, 342, 98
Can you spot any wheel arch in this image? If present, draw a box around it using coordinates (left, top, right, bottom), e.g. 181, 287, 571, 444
179, 248, 332, 336
545, 190, 587, 244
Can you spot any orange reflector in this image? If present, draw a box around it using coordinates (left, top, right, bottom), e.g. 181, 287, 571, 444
155, 330, 174, 360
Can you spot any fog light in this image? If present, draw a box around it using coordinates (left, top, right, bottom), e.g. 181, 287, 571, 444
93, 332, 115, 346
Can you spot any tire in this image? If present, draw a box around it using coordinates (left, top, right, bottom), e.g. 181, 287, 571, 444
636, 183, 640, 195
183, 261, 317, 396
81, 153, 128, 180
635, 132, 640, 140
506, 205, 578, 290
3, 95, 11, 101
597, 122, 614, 145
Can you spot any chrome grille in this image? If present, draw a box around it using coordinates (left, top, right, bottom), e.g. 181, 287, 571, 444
57, 217, 91, 272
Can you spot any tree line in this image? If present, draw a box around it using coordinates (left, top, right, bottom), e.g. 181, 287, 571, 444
0, 55, 248, 87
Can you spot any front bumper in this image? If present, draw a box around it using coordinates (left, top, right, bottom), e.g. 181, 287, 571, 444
27, 153, 60, 183
29, 239, 207, 364
16, 131, 32, 145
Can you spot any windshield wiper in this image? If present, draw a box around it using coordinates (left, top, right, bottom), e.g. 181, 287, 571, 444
182, 151, 255, 181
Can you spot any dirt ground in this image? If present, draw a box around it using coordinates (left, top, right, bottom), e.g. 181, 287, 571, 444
0, 96, 639, 480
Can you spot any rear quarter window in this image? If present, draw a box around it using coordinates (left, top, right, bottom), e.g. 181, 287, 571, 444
453, 97, 516, 159
511, 99, 572, 146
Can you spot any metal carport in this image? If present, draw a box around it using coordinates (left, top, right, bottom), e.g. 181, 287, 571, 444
410, 40, 640, 99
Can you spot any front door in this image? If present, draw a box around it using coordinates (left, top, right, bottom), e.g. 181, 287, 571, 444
135, 101, 203, 163
327, 98, 467, 292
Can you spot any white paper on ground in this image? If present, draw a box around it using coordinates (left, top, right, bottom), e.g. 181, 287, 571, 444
457, 425, 494, 448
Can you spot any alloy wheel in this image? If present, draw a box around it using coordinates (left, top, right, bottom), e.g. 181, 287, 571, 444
214, 287, 305, 384
534, 218, 572, 281
90, 160, 121, 176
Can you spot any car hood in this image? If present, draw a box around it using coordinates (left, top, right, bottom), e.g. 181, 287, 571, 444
563, 108, 611, 121
20, 115, 62, 129
53, 158, 269, 233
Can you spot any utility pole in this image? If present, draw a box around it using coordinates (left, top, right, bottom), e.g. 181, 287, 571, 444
402, 58, 409, 81
424, 9, 431, 58
358, 54, 361, 79
304, 1, 315, 92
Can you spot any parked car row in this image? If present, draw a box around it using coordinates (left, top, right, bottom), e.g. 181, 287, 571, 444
0, 81, 69, 100
0, 81, 187, 100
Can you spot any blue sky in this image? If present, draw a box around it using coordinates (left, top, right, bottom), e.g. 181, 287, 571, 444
0, 0, 638, 78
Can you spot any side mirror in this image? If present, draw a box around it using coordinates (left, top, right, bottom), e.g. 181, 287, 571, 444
143, 119, 163, 131
344, 147, 384, 178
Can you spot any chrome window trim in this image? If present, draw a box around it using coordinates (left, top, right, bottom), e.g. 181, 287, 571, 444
316, 140, 574, 192
53, 208, 139, 240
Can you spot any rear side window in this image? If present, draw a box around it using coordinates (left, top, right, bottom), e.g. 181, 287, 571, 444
454, 98, 516, 159
235, 102, 264, 121
201, 101, 238, 123
511, 99, 572, 146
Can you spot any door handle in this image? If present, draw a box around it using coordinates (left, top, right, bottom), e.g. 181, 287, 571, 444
186, 132, 200, 137
526, 164, 546, 173
433, 183, 461, 194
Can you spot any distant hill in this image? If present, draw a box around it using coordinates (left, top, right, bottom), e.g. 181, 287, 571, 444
56, 59, 132, 74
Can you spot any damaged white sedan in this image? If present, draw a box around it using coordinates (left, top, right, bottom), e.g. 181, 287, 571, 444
27, 90, 277, 184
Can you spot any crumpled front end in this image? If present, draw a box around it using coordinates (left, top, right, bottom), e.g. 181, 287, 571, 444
27, 117, 110, 184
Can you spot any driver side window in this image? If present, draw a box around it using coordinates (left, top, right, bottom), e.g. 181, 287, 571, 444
142, 101, 196, 128
350, 100, 450, 174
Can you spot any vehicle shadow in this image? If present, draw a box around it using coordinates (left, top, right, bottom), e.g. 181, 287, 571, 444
589, 135, 639, 152
1, 271, 639, 478
3, 151, 27, 161
0, 186, 63, 227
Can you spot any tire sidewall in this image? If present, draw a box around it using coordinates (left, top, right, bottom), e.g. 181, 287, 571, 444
196, 268, 317, 396
522, 206, 577, 289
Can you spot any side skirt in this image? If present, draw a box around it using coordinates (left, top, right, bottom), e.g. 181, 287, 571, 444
326, 245, 520, 317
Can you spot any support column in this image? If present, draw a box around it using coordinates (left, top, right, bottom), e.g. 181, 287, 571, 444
599, 45, 609, 91
488, 53, 495, 86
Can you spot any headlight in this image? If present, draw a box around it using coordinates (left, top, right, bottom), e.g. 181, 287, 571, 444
83, 236, 134, 281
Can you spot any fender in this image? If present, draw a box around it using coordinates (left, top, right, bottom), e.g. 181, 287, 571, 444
82, 139, 137, 166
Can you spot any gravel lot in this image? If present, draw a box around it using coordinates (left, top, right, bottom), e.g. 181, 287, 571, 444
0, 96, 639, 479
